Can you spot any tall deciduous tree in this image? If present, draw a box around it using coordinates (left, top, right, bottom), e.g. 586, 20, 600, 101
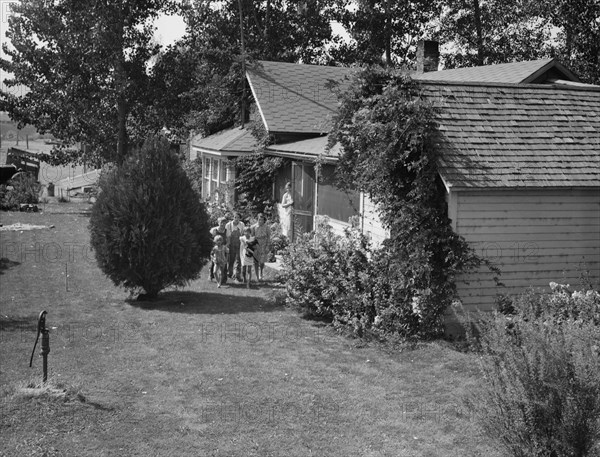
0, 0, 175, 165
148, 0, 341, 141
432, 0, 600, 84
543, 0, 600, 85
330, 0, 440, 66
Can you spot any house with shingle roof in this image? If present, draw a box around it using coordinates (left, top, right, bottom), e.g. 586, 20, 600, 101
190, 127, 256, 204
238, 48, 600, 311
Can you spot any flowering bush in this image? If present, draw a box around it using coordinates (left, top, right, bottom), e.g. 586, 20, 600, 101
498, 282, 600, 326
467, 284, 600, 457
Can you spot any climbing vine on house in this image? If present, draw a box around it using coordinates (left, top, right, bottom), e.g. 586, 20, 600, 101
233, 121, 288, 218
286, 67, 484, 339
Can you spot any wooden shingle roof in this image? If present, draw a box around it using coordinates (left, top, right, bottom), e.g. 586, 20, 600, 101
245, 60, 599, 190
246, 60, 356, 135
192, 127, 256, 155
413, 58, 580, 84
425, 82, 600, 189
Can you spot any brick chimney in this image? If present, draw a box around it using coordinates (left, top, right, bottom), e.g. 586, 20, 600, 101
416, 40, 440, 73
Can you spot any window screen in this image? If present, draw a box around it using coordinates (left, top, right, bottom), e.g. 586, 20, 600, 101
204, 157, 210, 178
317, 164, 359, 223
211, 159, 218, 181
220, 160, 227, 183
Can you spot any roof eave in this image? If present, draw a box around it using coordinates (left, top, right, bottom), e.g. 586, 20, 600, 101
193, 146, 252, 157
441, 183, 600, 191
245, 71, 270, 131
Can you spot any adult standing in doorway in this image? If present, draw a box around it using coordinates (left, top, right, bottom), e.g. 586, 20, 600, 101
280, 182, 294, 240
226, 212, 245, 281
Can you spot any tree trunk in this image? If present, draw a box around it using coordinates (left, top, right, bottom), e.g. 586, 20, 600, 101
384, 0, 391, 66
238, 0, 246, 127
117, 95, 128, 164
113, 9, 129, 164
473, 0, 484, 65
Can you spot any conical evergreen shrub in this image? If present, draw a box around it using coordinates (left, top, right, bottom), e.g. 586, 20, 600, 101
90, 137, 211, 299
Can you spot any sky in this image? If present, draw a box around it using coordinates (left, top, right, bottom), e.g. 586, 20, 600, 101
153, 13, 187, 47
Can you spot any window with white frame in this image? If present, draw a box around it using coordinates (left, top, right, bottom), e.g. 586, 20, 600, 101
202, 156, 230, 202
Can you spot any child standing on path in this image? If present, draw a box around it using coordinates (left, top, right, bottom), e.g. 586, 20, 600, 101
240, 227, 259, 288
210, 235, 229, 288
209, 217, 228, 282
226, 212, 245, 282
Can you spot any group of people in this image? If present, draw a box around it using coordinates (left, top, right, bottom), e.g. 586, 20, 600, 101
209, 212, 271, 288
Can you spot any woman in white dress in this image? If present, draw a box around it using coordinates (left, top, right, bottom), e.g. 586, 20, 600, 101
280, 182, 294, 240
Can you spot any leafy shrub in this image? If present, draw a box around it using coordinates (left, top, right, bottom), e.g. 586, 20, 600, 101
269, 222, 288, 256
466, 285, 600, 457
282, 218, 454, 339
0, 174, 41, 210
89, 137, 212, 299
282, 219, 369, 320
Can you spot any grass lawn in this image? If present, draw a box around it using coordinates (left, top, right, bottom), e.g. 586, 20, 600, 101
0, 200, 503, 457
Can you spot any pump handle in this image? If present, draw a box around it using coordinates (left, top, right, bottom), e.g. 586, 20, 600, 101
29, 310, 47, 367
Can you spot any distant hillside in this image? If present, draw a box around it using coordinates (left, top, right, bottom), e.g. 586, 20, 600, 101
0, 112, 47, 139
0, 112, 14, 123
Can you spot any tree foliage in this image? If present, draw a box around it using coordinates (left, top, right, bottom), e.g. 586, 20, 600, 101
331, 0, 440, 66
431, 0, 600, 84
0, 0, 176, 165
89, 137, 211, 299
151, 0, 341, 141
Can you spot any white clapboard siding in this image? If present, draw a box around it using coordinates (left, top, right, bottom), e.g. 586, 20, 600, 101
360, 194, 389, 248
54, 169, 101, 195
320, 194, 390, 248
454, 189, 600, 311
328, 218, 351, 238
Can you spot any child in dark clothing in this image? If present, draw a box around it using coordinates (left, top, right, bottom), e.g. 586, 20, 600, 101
210, 235, 229, 288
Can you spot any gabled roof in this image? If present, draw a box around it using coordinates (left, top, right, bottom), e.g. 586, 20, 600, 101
246, 60, 356, 135
244, 60, 599, 189
425, 82, 600, 189
191, 127, 256, 156
413, 58, 580, 84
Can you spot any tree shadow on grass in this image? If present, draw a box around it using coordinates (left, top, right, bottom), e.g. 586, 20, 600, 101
0, 315, 38, 333
0, 257, 20, 275
127, 290, 284, 315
